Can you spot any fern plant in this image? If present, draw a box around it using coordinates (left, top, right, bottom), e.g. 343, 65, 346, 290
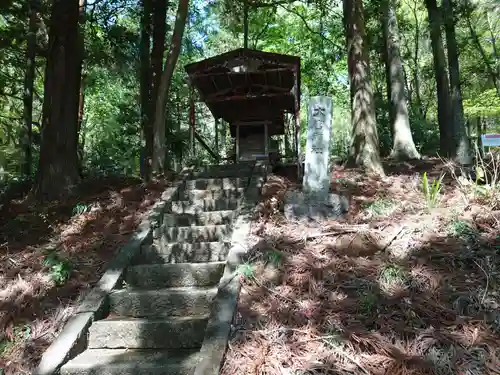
43, 251, 73, 285
422, 172, 445, 209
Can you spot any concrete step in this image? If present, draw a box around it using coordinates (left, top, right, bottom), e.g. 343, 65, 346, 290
125, 262, 225, 288
185, 177, 248, 190
140, 242, 231, 264
168, 197, 239, 213
163, 210, 234, 227
193, 162, 254, 173
61, 348, 201, 375
176, 188, 244, 201
163, 225, 231, 243
88, 315, 209, 349
190, 166, 254, 179
109, 286, 217, 318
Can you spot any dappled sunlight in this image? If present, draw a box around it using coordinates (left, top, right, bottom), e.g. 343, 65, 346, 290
0, 176, 167, 373
223, 162, 500, 375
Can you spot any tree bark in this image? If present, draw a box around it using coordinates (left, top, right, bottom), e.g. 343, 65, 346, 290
76, 0, 86, 177
140, 0, 153, 181
442, 0, 471, 164
22, 0, 39, 176
425, 0, 453, 157
409, 1, 423, 115
344, 0, 384, 175
77, 77, 86, 176
152, 0, 190, 174
382, 0, 420, 161
35, 0, 82, 199
149, 0, 168, 173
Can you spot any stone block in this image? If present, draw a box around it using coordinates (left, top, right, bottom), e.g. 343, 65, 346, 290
163, 210, 235, 227
88, 316, 209, 349
109, 287, 217, 317
61, 348, 202, 375
125, 262, 225, 288
140, 242, 231, 264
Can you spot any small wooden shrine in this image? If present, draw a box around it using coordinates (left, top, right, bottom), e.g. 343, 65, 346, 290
184, 48, 301, 165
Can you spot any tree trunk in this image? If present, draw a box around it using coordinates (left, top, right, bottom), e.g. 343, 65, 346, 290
35, 0, 82, 199
77, 77, 86, 176
443, 0, 471, 164
343, 0, 384, 175
425, 0, 453, 157
382, 0, 420, 160
150, 0, 167, 172
22, 0, 39, 176
76, 0, 86, 177
152, 0, 190, 174
140, 0, 153, 181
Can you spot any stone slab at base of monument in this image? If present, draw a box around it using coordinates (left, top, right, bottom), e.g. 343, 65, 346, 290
283, 190, 349, 222
283, 96, 349, 222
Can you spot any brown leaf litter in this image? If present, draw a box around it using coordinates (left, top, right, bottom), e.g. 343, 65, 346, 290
0, 176, 168, 374
222, 159, 500, 375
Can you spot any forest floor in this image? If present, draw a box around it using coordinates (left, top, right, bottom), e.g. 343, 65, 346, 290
0, 176, 168, 374
222, 158, 500, 375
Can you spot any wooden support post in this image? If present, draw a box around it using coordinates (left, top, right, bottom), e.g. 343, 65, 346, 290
284, 114, 289, 159
264, 123, 269, 162
221, 119, 226, 162
189, 84, 195, 157
236, 123, 240, 163
214, 118, 219, 163
293, 67, 301, 181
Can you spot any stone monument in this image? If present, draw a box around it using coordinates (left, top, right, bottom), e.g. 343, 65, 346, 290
303, 96, 332, 199
284, 96, 348, 221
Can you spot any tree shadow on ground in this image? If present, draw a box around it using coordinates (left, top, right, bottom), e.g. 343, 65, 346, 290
221, 168, 500, 375
223, 229, 500, 374
0, 176, 167, 374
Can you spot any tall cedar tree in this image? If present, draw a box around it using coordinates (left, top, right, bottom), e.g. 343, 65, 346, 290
425, 0, 453, 156
153, 0, 189, 174
22, 0, 39, 176
140, 0, 153, 180
35, 0, 82, 199
443, 0, 471, 164
381, 0, 420, 160
344, 0, 384, 175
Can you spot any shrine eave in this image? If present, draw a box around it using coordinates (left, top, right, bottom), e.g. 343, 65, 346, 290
184, 48, 301, 136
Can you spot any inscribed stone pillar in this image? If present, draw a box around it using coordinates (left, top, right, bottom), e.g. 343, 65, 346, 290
303, 96, 332, 200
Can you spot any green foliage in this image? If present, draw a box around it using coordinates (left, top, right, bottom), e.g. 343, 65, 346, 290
379, 264, 409, 288
42, 251, 73, 285
72, 202, 90, 216
237, 262, 256, 280
265, 249, 284, 268
357, 289, 379, 315
0, 0, 499, 194
421, 172, 445, 208
364, 197, 398, 217
446, 218, 477, 240
464, 89, 500, 118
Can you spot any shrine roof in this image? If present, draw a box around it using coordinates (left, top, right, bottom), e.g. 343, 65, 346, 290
184, 48, 301, 135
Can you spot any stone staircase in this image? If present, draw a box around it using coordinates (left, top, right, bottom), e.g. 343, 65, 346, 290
60, 162, 257, 375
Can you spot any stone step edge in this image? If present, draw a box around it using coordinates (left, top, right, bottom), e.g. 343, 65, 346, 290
87, 315, 210, 349
137, 242, 232, 264
34, 165, 196, 375
124, 261, 226, 288
60, 348, 202, 374
192, 163, 266, 375
108, 286, 218, 318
